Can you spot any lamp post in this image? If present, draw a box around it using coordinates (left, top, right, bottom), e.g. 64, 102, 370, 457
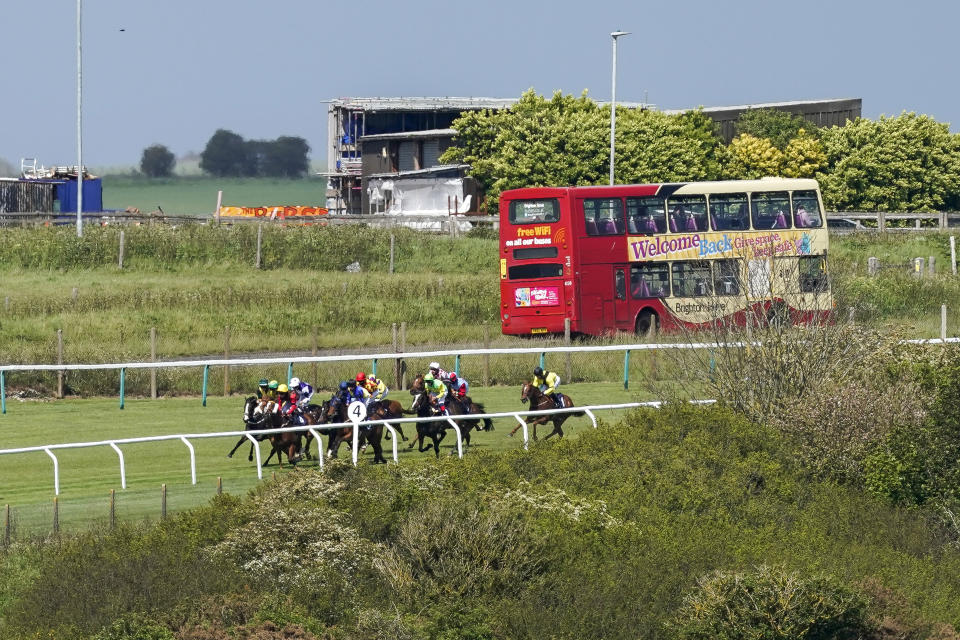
609, 30, 630, 186
76, 0, 83, 237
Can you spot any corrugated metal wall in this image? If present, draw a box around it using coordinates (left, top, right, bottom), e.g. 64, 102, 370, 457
423, 139, 441, 168
398, 141, 418, 172
0, 180, 56, 213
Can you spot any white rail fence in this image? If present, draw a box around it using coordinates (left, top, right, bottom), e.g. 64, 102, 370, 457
1, 338, 957, 414
0, 401, 719, 497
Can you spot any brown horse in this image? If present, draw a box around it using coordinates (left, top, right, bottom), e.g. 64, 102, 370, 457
367, 399, 409, 441
511, 382, 583, 441
407, 376, 487, 456
320, 399, 387, 464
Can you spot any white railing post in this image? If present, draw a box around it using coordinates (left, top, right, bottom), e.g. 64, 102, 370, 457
445, 417, 463, 458
512, 414, 529, 450
44, 447, 60, 495
109, 442, 126, 489
352, 424, 359, 466
308, 428, 323, 469
583, 409, 598, 429
383, 422, 399, 463
244, 433, 262, 479
180, 436, 196, 485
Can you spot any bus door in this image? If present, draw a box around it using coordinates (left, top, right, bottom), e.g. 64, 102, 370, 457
613, 267, 630, 327
747, 258, 771, 299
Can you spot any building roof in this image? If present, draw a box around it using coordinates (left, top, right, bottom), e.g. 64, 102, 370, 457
367, 164, 471, 179
360, 128, 458, 141
327, 97, 518, 111
662, 97, 861, 115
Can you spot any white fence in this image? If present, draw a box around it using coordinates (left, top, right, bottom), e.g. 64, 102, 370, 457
2, 338, 957, 414
0, 401, 719, 497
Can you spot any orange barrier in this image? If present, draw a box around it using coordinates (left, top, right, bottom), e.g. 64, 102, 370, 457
219, 206, 328, 218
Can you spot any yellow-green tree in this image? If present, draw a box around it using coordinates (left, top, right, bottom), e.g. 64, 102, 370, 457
722, 134, 783, 179
782, 129, 826, 178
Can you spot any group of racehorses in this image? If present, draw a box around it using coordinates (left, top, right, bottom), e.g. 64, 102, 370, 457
227, 375, 582, 467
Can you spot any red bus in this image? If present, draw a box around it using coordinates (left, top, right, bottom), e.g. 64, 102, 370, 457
498, 178, 832, 336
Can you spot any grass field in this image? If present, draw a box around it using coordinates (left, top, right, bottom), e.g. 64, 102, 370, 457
100, 175, 328, 215
0, 382, 659, 538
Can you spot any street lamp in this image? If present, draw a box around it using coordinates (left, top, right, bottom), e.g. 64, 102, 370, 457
76, 0, 83, 237
609, 30, 630, 186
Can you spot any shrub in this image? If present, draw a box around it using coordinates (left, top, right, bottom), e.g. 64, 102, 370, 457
672, 564, 873, 639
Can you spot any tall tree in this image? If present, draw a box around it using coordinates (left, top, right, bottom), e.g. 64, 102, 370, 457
139, 144, 176, 178
817, 113, 960, 211
200, 129, 254, 177
735, 108, 817, 150
260, 136, 310, 178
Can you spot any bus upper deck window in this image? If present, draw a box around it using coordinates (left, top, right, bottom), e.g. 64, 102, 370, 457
792, 190, 823, 228
627, 197, 667, 235
751, 192, 791, 230
584, 198, 624, 236
666, 195, 707, 233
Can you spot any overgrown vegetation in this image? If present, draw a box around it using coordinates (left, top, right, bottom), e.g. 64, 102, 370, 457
3, 403, 960, 639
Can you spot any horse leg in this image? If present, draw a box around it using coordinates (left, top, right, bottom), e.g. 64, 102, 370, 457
262, 444, 277, 467
227, 436, 247, 458
397, 425, 408, 441
371, 430, 387, 464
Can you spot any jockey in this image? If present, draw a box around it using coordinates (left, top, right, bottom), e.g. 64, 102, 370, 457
344, 379, 368, 405
279, 383, 305, 425
428, 361, 451, 383
532, 367, 564, 409
289, 376, 314, 409
256, 378, 271, 400
357, 372, 388, 403
423, 373, 448, 415
448, 372, 469, 400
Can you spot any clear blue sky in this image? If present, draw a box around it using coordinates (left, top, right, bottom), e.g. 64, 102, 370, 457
2, 0, 956, 170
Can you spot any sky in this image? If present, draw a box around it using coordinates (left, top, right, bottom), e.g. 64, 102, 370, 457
2, 0, 958, 171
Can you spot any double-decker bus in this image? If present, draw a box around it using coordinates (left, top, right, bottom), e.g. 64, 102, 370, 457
498, 178, 831, 336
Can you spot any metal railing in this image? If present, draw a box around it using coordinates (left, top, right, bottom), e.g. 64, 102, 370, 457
0, 401, 717, 496
2, 338, 957, 415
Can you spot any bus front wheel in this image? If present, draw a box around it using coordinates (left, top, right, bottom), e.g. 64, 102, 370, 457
635, 310, 658, 337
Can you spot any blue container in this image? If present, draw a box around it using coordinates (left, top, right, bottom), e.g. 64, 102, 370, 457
56, 178, 103, 213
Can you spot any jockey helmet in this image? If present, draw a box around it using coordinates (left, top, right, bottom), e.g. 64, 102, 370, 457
278, 384, 289, 393
533, 367, 544, 377
449, 372, 458, 382
339, 381, 349, 391
356, 372, 366, 382
258, 378, 268, 387
290, 377, 300, 388
424, 373, 434, 382
429, 362, 440, 371
268, 380, 279, 390
347, 379, 357, 387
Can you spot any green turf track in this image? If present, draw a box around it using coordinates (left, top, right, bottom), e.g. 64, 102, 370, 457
0, 382, 671, 538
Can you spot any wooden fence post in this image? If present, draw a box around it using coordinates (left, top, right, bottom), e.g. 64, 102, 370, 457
483, 323, 491, 386
217, 477, 223, 496
878, 212, 887, 233
928, 256, 936, 276
109, 489, 115, 530
161, 484, 167, 520
4, 504, 10, 546
150, 327, 157, 399
118, 230, 125, 269
52, 497, 59, 535
400, 322, 407, 390
223, 326, 231, 396
951, 236, 957, 276
868, 256, 879, 276
389, 233, 395, 274
255, 224, 263, 269
56, 329, 64, 399
311, 327, 318, 386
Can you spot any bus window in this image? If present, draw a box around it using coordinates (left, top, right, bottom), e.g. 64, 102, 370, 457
667, 195, 707, 233
792, 190, 823, 228
508, 263, 563, 280
509, 199, 560, 225
626, 196, 666, 235
799, 255, 828, 293
630, 264, 669, 298
584, 198, 624, 236
708, 193, 749, 231
672, 261, 712, 297
615, 269, 626, 300
751, 192, 791, 230
713, 259, 742, 296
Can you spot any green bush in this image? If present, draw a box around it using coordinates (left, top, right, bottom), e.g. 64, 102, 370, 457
672, 565, 873, 639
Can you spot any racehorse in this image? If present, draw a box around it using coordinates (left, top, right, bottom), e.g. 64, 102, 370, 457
320, 399, 387, 464
227, 396, 274, 462
367, 399, 409, 441
408, 390, 448, 458
407, 374, 492, 451
512, 382, 584, 441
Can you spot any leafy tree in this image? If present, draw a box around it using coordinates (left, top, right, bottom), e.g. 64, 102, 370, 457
817, 112, 960, 212
200, 129, 255, 177
722, 133, 784, 179
782, 128, 826, 178
735, 108, 818, 150
441, 90, 724, 212
139, 144, 176, 178
259, 136, 310, 178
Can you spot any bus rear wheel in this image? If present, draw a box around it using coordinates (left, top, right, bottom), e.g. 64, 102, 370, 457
635, 310, 658, 337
